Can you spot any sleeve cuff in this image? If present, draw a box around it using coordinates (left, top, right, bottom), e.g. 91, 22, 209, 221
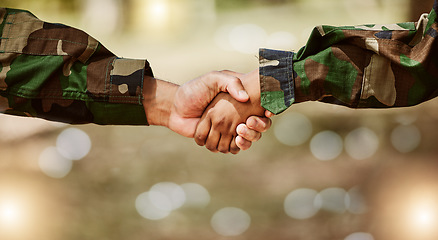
91, 58, 153, 125
108, 58, 152, 105
259, 48, 295, 114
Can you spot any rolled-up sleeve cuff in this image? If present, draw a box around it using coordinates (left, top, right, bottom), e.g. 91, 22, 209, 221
91, 58, 153, 125
259, 48, 295, 114
108, 58, 152, 105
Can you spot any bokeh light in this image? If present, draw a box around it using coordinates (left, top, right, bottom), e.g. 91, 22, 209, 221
346, 187, 368, 214
390, 124, 421, 153
180, 183, 210, 208
274, 112, 313, 146
411, 205, 435, 229
0, 200, 22, 228
146, 0, 170, 27
310, 131, 343, 161
210, 207, 251, 237
214, 24, 235, 51
135, 191, 171, 220
38, 147, 73, 179
266, 31, 298, 50
81, 0, 120, 35
344, 232, 374, 240
150, 182, 186, 211
135, 182, 188, 220
405, 196, 438, 235
370, 165, 438, 240
395, 114, 418, 125
0, 192, 33, 238
228, 24, 267, 54
56, 128, 91, 160
318, 188, 348, 213
345, 127, 379, 160
284, 188, 322, 219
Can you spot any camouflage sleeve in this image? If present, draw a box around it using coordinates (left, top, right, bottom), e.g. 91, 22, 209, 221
0, 8, 153, 125
260, 1, 438, 114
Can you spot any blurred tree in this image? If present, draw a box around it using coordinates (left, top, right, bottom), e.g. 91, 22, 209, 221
409, 0, 435, 21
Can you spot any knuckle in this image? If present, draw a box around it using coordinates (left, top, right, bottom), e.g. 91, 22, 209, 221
218, 145, 229, 154
213, 116, 228, 127
205, 143, 217, 152
235, 136, 243, 147
195, 140, 205, 147
195, 134, 206, 146
230, 149, 240, 155
254, 133, 262, 142
216, 118, 226, 126
241, 129, 256, 141
230, 145, 240, 154
239, 140, 251, 150
217, 142, 229, 153
242, 130, 254, 140
219, 149, 229, 154
247, 117, 258, 129
236, 124, 246, 135
230, 77, 240, 85
204, 71, 219, 80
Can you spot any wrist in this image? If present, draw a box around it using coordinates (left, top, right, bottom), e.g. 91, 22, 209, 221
242, 69, 262, 107
142, 76, 178, 127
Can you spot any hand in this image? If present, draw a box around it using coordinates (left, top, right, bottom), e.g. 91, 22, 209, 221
194, 69, 266, 154
168, 71, 249, 138
142, 71, 270, 152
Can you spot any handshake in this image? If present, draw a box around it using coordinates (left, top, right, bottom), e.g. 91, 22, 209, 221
142, 69, 272, 154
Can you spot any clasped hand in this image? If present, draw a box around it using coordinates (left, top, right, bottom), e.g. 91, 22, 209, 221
193, 70, 268, 154
143, 69, 271, 154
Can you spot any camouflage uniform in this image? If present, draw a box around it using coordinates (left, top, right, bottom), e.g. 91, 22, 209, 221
260, 1, 438, 114
0, 8, 152, 125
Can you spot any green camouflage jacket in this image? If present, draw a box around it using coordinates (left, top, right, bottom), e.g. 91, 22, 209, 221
260, 1, 438, 114
0, 8, 151, 125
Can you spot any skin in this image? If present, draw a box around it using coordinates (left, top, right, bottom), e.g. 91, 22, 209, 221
141, 70, 271, 153
194, 69, 267, 154
236, 116, 272, 150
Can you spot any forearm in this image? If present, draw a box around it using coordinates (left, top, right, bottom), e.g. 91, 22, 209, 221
260, 3, 438, 114
0, 8, 150, 125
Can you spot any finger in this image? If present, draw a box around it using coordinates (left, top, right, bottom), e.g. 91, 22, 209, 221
194, 118, 211, 146
214, 71, 249, 103
265, 110, 275, 118
246, 116, 272, 133
236, 123, 261, 142
230, 137, 240, 154
204, 127, 221, 153
217, 134, 233, 154
235, 135, 252, 151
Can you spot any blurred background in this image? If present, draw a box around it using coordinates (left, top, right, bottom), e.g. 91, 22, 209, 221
1, 0, 438, 239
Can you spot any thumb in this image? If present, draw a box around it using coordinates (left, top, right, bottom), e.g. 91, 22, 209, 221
216, 70, 249, 102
